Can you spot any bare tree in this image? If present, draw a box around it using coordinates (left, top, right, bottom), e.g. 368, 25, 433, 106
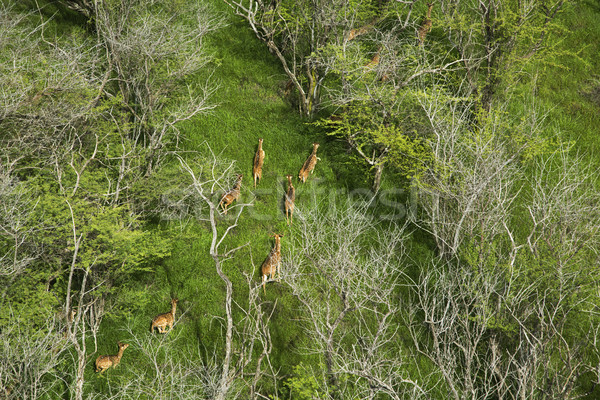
178, 146, 275, 400
409, 254, 600, 399
284, 198, 426, 399
0, 2, 99, 172
436, 0, 569, 112
412, 79, 526, 257
407, 145, 600, 399
0, 314, 66, 400
0, 165, 39, 280
2, 1, 221, 206
95, 320, 212, 399
91, 0, 222, 175
223, 0, 411, 117
62, 199, 107, 400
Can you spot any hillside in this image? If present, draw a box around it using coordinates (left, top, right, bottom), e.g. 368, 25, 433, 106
2, 0, 600, 399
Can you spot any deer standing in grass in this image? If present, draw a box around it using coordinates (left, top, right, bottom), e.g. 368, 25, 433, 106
261, 234, 283, 294
219, 174, 243, 214
418, 3, 434, 45
150, 298, 178, 334
284, 175, 295, 224
253, 138, 265, 188
298, 143, 320, 183
95, 342, 129, 373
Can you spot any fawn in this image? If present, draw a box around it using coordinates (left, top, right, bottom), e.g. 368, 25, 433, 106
150, 298, 178, 334
95, 342, 129, 373
284, 175, 295, 225
298, 143, 320, 183
219, 174, 243, 214
253, 138, 265, 188
261, 234, 283, 294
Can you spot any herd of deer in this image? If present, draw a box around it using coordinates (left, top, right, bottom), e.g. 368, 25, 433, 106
93, 2, 436, 375
222, 139, 320, 294
95, 141, 320, 374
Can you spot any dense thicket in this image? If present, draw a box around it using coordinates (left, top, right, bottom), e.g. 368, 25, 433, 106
2, 0, 600, 399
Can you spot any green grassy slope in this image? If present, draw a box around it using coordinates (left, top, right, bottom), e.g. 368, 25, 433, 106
535, 0, 600, 153
82, 0, 600, 396
92, 3, 354, 391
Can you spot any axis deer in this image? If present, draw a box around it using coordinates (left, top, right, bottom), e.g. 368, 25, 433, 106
284, 175, 295, 224
364, 47, 389, 81
346, 16, 383, 42
150, 298, 178, 334
261, 234, 283, 294
95, 342, 129, 373
347, 24, 373, 41
253, 138, 265, 188
298, 143, 320, 183
365, 47, 382, 70
418, 3, 434, 45
219, 174, 243, 214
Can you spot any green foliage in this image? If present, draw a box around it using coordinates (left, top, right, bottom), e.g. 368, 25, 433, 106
317, 97, 431, 179
2, 0, 600, 398
284, 363, 325, 400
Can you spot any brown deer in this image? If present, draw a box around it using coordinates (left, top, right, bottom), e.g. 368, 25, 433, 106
95, 342, 129, 373
347, 24, 373, 41
219, 174, 243, 214
150, 298, 178, 334
365, 48, 381, 70
284, 175, 295, 224
364, 47, 390, 81
253, 138, 265, 188
298, 143, 320, 183
261, 234, 283, 294
417, 3, 434, 45
346, 16, 384, 42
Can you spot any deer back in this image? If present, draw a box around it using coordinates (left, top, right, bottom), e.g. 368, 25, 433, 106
152, 310, 174, 326
299, 144, 319, 181
221, 175, 243, 204
261, 248, 280, 276
285, 176, 295, 204
253, 140, 265, 171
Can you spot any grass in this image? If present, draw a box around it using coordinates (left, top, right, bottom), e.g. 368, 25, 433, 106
100, 0, 600, 393
534, 0, 600, 154
13, 0, 600, 397
95, 1, 353, 388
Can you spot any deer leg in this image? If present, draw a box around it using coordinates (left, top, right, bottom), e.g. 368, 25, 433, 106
277, 263, 281, 281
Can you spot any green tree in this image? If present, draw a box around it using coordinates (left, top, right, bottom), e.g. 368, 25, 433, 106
224, 0, 406, 117
436, 0, 571, 112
